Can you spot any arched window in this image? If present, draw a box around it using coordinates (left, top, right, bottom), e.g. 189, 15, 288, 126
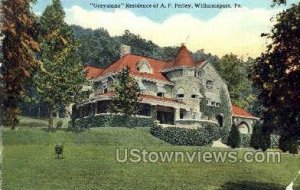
239, 122, 250, 134
176, 88, 185, 98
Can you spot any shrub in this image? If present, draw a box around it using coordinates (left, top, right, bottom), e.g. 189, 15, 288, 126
227, 125, 241, 148
240, 134, 251, 148
279, 134, 298, 154
150, 124, 220, 146
220, 127, 230, 145
70, 115, 156, 129
55, 144, 63, 159
250, 125, 271, 151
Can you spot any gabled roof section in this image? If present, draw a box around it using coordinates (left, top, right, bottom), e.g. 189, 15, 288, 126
232, 105, 259, 119
85, 66, 104, 79
95, 54, 170, 82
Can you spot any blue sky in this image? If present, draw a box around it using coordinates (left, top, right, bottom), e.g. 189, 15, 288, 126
32, 0, 297, 57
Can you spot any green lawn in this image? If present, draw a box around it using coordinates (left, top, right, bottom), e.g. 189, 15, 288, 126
2, 117, 300, 190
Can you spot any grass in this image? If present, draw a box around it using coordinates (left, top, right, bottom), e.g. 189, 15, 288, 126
2, 117, 300, 189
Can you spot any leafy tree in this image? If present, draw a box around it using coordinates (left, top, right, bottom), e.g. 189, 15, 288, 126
219, 54, 256, 110
71, 25, 120, 68
193, 49, 220, 69
1, 0, 40, 129
116, 30, 162, 58
227, 124, 241, 148
109, 67, 141, 128
33, 0, 88, 129
251, 2, 300, 152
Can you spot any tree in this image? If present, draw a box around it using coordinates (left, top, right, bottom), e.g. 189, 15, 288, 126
71, 25, 120, 68
218, 54, 256, 109
109, 67, 141, 128
251, 2, 300, 152
33, 0, 88, 129
1, 0, 40, 129
227, 124, 241, 148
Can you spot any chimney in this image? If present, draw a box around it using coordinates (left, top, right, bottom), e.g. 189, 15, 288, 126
120, 44, 131, 57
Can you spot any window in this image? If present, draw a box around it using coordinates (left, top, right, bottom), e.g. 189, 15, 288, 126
137, 59, 152, 74
211, 102, 216, 106
102, 84, 107, 94
206, 80, 214, 90
176, 88, 185, 98
216, 103, 220, 107
157, 92, 164, 97
198, 71, 203, 77
191, 88, 202, 99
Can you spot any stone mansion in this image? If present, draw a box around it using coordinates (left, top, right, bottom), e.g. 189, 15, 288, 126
74, 45, 258, 134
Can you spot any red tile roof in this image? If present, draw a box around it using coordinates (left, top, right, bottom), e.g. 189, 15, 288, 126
88, 54, 171, 82
172, 45, 195, 67
85, 66, 104, 79
232, 105, 258, 119
85, 45, 202, 80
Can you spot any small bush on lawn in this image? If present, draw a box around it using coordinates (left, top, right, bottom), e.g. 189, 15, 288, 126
150, 124, 220, 146
227, 125, 241, 148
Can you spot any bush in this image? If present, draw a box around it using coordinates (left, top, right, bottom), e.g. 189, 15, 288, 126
250, 125, 271, 151
227, 125, 241, 148
279, 134, 298, 154
220, 127, 230, 145
150, 124, 220, 146
240, 134, 251, 147
70, 115, 156, 129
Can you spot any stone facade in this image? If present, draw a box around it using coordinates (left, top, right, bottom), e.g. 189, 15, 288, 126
78, 45, 258, 130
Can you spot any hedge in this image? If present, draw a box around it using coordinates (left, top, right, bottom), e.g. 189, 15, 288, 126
240, 134, 279, 148
150, 124, 220, 146
70, 115, 156, 128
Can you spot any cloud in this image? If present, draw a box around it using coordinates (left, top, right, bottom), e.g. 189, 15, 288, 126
65, 6, 279, 58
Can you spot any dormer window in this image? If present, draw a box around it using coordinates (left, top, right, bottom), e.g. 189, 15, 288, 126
103, 84, 107, 94
191, 88, 203, 99
206, 80, 214, 90
176, 88, 185, 98
157, 85, 166, 97
137, 59, 152, 74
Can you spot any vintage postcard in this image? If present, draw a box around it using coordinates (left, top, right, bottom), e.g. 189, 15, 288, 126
0, 0, 299, 189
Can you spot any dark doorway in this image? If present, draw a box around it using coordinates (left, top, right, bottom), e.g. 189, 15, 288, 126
157, 106, 175, 125
216, 114, 224, 127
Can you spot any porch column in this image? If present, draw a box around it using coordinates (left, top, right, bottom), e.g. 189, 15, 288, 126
151, 105, 157, 119
175, 108, 180, 121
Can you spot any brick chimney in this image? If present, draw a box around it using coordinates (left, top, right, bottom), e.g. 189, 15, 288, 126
120, 44, 131, 57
